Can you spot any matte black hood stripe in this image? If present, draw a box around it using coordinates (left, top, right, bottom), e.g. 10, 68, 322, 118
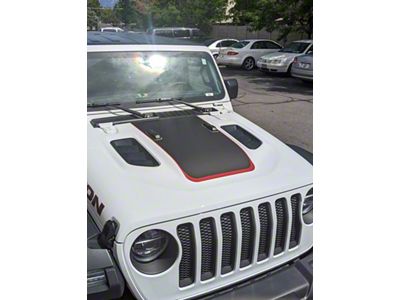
132, 116, 255, 182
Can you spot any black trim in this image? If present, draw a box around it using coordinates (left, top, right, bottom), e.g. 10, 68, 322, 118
198, 250, 313, 300
129, 231, 179, 275
90, 109, 201, 128
87, 212, 125, 300
287, 144, 313, 165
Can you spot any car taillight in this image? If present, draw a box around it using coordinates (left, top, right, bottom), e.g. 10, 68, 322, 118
227, 51, 239, 56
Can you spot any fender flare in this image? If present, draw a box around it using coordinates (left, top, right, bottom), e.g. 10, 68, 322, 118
286, 144, 313, 165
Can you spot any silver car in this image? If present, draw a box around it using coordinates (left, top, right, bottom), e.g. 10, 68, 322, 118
204, 38, 239, 59
257, 40, 313, 74
291, 53, 313, 81
217, 39, 282, 70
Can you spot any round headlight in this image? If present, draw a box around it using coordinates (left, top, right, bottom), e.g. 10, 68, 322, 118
132, 230, 169, 263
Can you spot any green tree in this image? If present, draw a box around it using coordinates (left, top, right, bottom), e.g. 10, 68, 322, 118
101, 8, 120, 25
114, 0, 141, 28
150, 0, 229, 33
231, 0, 313, 40
88, 0, 101, 29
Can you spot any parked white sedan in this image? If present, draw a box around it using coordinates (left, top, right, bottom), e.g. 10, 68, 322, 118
204, 39, 239, 59
257, 40, 313, 74
217, 39, 282, 70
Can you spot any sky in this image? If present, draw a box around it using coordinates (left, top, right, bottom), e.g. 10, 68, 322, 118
99, 0, 118, 8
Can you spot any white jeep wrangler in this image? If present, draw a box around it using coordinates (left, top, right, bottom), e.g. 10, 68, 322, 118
87, 32, 313, 300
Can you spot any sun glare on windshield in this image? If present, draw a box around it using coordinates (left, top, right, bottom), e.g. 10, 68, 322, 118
87, 51, 225, 105
148, 55, 167, 71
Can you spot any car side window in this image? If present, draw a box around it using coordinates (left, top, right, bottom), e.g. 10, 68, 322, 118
221, 40, 236, 47
174, 29, 191, 38
155, 29, 173, 37
251, 42, 261, 49
265, 41, 282, 49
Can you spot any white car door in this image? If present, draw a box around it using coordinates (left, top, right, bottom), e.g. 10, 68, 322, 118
212, 39, 238, 57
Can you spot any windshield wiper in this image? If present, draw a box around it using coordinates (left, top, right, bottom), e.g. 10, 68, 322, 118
135, 97, 216, 114
88, 102, 156, 119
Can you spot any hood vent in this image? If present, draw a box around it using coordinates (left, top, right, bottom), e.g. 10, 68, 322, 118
221, 125, 262, 149
111, 138, 159, 167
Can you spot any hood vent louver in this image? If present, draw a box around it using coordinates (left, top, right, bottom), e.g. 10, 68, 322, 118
111, 138, 159, 167
221, 125, 262, 150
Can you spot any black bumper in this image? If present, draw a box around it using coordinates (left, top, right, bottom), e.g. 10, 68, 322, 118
202, 251, 313, 300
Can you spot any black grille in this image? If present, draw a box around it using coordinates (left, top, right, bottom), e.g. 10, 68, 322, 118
176, 194, 306, 286
220, 213, 236, 274
177, 223, 195, 287
274, 199, 288, 255
200, 218, 217, 281
240, 208, 255, 267
289, 194, 302, 248
258, 203, 272, 261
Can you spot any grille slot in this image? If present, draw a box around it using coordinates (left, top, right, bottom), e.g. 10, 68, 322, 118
274, 199, 288, 255
289, 194, 302, 248
220, 213, 236, 274
175, 191, 310, 288
239, 208, 255, 267
177, 223, 196, 287
258, 203, 273, 261
200, 218, 217, 281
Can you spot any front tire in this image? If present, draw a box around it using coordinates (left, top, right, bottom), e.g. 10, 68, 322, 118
242, 57, 255, 71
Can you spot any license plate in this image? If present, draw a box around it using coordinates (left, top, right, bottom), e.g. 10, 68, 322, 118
299, 63, 310, 69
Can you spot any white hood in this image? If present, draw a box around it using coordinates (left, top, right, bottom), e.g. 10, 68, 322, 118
261, 51, 301, 61
87, 109, 312, 242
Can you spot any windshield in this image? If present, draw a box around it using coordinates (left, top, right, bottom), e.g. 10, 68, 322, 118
280, 42, 311, 53
87, 51, 225, 106
231, 41, 250, 49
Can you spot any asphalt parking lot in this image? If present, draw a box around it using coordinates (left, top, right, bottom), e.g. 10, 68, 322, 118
220, 67, 313, 152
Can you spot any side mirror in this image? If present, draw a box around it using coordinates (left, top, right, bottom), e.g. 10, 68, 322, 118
224, 79, 238, 99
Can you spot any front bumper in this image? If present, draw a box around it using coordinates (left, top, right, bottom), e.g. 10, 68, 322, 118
203, 251, 313, 300
256, 61, 289, 73
291, 67, 313, 81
